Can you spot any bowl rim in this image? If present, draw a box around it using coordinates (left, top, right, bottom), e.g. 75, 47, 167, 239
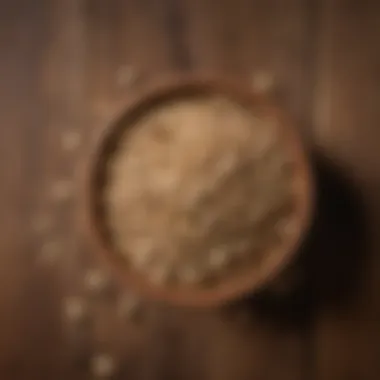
81, 75, 315, 307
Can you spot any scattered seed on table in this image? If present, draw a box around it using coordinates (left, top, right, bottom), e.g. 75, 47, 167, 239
90, 354, 116, 378
251, 71, 275, 93
50, 179, 73, 202
38, 240, 62, 264
116, 65, 137, 88
32, 213, 52, 234
84, 269, 110, 294
118, 292, 142, 321
63, 296, 87, 323
60, 130, 81, 152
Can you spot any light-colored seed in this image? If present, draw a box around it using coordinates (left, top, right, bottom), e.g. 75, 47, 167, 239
93, 102, 113, 127
63, 296, 87, 323
178, 265, 200, 284
60, 130, 81, 151
183, 185, 204, 209
32, 213, 52, 234
131, 253, 151, 270
251, 71, 275, 93
209, 247, 229, 269
84, 269, 110, 294
118, 292, 141, 320
38, 240, 62, 264
130, 239, 154, 269
116, 65, 137, 88
156, 172, 179, 192
50, 179, 73, 202
216, 153, 235, 175
213, 153, 236, 184
255, 125, 277, 157
90, 354, 116, 378
148, 263, 171, 285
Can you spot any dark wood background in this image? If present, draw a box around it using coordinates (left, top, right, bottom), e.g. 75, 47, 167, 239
1, 0, 380, 379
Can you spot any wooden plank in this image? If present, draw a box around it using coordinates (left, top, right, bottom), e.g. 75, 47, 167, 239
82, 1, 316, 380
0, 1, 67, 379
82, 1, 178, 379
40, 2, 95, 379
182, 0, 319, 130
0, 0, 318, 379
175, 2, 316, 379
313, 1, 380, 379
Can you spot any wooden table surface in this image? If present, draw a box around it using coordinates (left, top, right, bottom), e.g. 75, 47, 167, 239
1, 1, 380, 379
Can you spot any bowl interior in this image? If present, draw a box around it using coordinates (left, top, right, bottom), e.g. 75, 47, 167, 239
85, 78, 314, 307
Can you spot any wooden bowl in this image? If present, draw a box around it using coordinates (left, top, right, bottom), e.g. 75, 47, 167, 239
83, 76, 314, 307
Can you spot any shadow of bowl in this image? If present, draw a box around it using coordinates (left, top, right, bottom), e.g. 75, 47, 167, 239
224, 151, 368, 328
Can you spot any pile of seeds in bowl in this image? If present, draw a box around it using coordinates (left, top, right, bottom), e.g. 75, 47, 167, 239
103, 95, 297, 287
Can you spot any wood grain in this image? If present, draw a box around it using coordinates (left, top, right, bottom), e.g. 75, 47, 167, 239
4, 0, 372, 379
0, 1, 66, 379
313, 1, 380, 379
84, 1, 316, 380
